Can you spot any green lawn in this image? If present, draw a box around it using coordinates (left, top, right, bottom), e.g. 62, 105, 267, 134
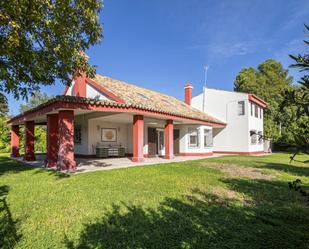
0, 153, 308, 249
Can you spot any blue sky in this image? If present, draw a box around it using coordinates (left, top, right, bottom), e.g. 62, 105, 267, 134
8, 0, 309, 115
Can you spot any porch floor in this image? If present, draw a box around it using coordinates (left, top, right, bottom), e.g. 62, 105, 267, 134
12, 154, 225, 173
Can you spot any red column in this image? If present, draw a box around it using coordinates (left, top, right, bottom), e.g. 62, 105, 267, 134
57, 110, 76, 171
45, 114, 59, 168
164, 120, 174, 159
11, 125, 20, 157
132, 115, 144, 162
24, 121, 35, 161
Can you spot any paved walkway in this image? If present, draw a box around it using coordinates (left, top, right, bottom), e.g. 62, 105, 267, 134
11, 154, 225, 173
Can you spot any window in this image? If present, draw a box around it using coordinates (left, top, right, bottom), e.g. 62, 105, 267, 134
74, 125, 82, 144
250, 103, 253, 116
238, 101, 245, 115
260, 108, 263, 119
258, 131, 263, 144
254, 105, 259, 118
204, 129, 213, 147
250, 130, 257, 144
188, 128, 199, 147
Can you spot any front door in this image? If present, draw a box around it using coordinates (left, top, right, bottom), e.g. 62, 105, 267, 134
157, 129, 165, 156
173, 129, 180, 155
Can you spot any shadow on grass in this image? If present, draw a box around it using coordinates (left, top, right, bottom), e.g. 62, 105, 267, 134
261, 162, 309, 178
65, 179, 309, 249
0, 185, 22, 248
0, 156, 70, 179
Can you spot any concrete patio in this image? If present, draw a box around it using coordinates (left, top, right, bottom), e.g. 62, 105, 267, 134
12, 154, 225, 173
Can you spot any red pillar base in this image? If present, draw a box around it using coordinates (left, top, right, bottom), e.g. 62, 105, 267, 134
57, 110, 76, 171
132, 115, 144, 163
24, 121, 35, 161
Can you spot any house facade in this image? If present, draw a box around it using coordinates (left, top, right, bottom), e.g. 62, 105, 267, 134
8, 74, 226, 171
191, 87, 267, 154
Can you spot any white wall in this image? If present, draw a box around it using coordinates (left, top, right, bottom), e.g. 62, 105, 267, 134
88, 119, 131, 155
248, 102, 264, 152
191, 88, 264, 153
86, 84, 110, 100
178, 124, 213, 154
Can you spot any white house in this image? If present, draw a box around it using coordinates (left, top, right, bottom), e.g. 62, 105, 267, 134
8, 71, 267, 171
191, 87, 267, 154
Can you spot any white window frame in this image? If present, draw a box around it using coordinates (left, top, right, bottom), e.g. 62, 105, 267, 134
250, 130, 257, 144
238, 101, 245, 116
188, 128, 199, 148
204, 129, 213, 148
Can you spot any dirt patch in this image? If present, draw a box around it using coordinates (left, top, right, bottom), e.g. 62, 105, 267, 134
204, 163, 275, 180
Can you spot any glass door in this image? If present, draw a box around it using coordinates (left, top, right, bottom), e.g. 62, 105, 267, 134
157, 129, 165, 156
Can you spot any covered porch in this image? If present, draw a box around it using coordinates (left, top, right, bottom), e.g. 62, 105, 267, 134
8, 96, 223, 172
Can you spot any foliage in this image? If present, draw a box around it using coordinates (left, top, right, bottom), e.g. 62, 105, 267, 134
280, 24, 309, 159
0, 153, 308, 248
0, 116, 10, 152
19, 91, 52, 113
234, 59, 297, 143
0, 0, 103, 100
0, 93, 8, 115
19, 91, 53, 152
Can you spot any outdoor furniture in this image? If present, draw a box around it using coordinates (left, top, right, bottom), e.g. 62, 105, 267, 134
96, 147, 125, 158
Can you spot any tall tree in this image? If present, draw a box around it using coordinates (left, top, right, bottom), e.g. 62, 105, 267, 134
234, 59, 293, 141
0, 0, 103, 100
282, 24, 309, 159
19, 91, 52, 113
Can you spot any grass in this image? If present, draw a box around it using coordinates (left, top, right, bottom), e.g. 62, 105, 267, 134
0, 153, 308, 248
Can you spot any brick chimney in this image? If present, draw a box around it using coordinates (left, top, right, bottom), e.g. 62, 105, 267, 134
184, 83, 193, 105
72, 51, 89, 98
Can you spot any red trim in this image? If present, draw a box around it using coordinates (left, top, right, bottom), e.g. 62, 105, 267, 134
8, 100, 226, 127
248, 94, 267, 108
132, 115, 144, 162
63, 85, 70, 95
86, 78, 125, 103
177, 152, 213, 156
213, 151, 265, 155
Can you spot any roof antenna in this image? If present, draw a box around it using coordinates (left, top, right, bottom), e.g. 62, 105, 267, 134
202, 65, 209, 111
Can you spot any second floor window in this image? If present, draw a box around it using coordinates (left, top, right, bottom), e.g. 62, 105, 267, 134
254, 105, 259, 118
238, 101, 245, 115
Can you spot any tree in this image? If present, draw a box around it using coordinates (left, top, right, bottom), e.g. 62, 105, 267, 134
19, 91, 53, 152
0, 115, 10, 152
234, 59, 293, 142
282, 24, 309, 160
0, 0, 103, 100
0, 93, 8, 115
19, 91, 52, 113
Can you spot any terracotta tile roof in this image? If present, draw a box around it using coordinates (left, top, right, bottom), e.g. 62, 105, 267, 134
91, 74, 225, 125
8, 75, 226, 126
